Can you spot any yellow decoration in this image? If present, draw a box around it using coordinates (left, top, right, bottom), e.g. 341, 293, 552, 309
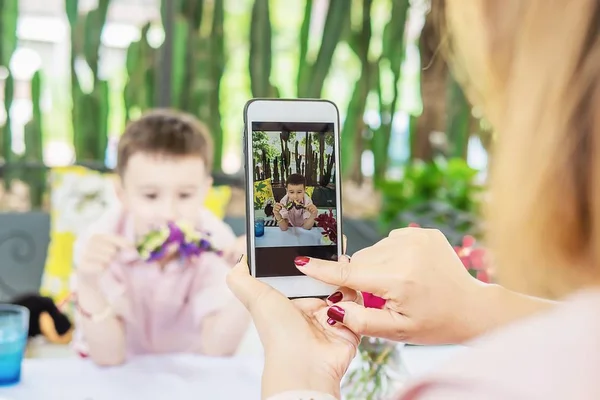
40, 166, 231, 303
305, 186, 315, 198
253, 178, 274, 210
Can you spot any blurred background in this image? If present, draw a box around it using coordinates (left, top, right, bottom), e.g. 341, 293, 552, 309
0, 0, 490, 303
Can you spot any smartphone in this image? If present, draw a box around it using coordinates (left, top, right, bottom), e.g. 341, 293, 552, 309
243, 98, 342, 298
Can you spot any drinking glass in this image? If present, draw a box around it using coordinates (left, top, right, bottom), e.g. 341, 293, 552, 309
0, 304, 29, 386
255, 217, 265, 237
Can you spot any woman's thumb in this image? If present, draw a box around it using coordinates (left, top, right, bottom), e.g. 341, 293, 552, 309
326, 301, 406, 339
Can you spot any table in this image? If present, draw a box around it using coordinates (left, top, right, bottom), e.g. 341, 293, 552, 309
402, 345, 466, 377
255, 226, 327, 247
0, 354, 263, 400
0, 343, 464, 400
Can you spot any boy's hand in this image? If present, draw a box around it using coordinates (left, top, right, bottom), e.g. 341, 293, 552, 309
307, 204, 318, 217
273, 203, 283, 217
78, 234, 132, 280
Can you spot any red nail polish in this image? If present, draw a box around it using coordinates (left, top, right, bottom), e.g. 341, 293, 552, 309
327, 291, 343, 304
327, 305, 345, 323
327, 317, 337, 326
294, 256, 310, 266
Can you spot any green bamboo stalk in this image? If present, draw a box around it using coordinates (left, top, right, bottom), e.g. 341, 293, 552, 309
2, 73, 14, 185
298, 0, 351, 98
371, 0, 410, 183
341, 0, 373, 180
23, 71, 45, 207
0, 0, 18, 167
296, 0, 313, 93
172, 17, 190, 110
0, 0, 18, 67
249, 0, 273, 97
67, 0, 112, 163
208, 0, 225, 170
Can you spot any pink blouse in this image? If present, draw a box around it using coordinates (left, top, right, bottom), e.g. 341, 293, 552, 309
269, 289, 600, 399
72, 205, 237, 356
278, 194, 313, 227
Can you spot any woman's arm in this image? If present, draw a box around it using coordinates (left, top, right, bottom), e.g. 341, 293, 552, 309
460, 283, 557, 342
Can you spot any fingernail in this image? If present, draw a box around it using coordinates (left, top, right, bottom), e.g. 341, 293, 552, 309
327, 305, 345, 323
327, 317, 337, 326
294, 256, 310, 267
327, 291, 343, 304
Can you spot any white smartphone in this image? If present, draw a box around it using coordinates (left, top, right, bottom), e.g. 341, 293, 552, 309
243, 99, 342, 298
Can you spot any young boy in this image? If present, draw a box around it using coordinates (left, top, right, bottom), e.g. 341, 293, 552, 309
72, 109, 249, 365
273, 174, 318, 231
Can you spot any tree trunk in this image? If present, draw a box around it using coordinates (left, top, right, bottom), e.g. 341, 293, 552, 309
412, 4, 447, 161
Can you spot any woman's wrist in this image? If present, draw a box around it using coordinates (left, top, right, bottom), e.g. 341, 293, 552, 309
458, 283, 557, 342
262, 356, 341, 399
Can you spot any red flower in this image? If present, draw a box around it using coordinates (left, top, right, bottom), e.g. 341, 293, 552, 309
315, 209, 338, 244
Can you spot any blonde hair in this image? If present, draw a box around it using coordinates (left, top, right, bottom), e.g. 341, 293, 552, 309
443, 0, 600, 298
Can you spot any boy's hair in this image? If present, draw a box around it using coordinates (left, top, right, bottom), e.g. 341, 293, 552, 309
286, 174, 306, 188
117, 109, 214, 176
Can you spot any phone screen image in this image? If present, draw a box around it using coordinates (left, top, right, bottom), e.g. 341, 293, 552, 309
251, 121, 340, 278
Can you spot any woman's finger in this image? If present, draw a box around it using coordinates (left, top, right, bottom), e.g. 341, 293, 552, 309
295, 257, 383, 296
226, 256, 278, 314
325, 287, 362, 306
325, 301, 412, 340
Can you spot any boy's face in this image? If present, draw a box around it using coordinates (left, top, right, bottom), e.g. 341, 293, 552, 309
118, 152, 211, 236
286, 184, 305, 203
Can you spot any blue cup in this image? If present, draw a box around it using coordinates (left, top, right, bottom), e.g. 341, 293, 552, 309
0, 304, 29, 386
255, 217, 265, 237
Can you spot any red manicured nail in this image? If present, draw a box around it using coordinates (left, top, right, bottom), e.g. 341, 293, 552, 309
327, 291, 343, 304
327, 317, 337, 326
327, 305, 345, 323
294, 256, 310, 266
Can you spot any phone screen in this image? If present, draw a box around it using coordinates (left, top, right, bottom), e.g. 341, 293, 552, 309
250, 121, 340, 278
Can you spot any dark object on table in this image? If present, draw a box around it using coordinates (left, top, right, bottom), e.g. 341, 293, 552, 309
10, 294, 73, 344
264, 199, 274, 217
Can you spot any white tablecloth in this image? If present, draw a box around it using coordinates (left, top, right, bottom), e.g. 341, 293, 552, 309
255, 226, 327, 247
0, 354, 263, 400
0, 344, 464, 400
402, 345, 466, 377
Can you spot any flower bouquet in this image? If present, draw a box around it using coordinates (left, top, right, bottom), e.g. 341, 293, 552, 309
136, 221, 223, 262
315, 209, 337, 244
284, 200, 306, 210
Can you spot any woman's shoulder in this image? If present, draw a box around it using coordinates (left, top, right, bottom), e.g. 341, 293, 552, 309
397, 290, 600, 400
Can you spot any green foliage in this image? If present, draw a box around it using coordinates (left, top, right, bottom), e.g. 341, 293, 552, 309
378, 157, 483, 244
0, 0, 18, 167
125, 0, 226, 171
23, 71, 46, 207
251, 130, 276, 160
67, 0, 112, 163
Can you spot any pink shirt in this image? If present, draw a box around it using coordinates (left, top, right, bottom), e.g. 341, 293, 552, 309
278, 194, 313, 227
72, 204, 237, 356
269, 289, 600, 400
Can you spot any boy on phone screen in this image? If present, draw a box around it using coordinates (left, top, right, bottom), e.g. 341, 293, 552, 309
273, 174, 318, 231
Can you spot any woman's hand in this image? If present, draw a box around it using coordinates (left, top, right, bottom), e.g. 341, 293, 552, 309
226, 256, 359, 399
295, 227, 489, 345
